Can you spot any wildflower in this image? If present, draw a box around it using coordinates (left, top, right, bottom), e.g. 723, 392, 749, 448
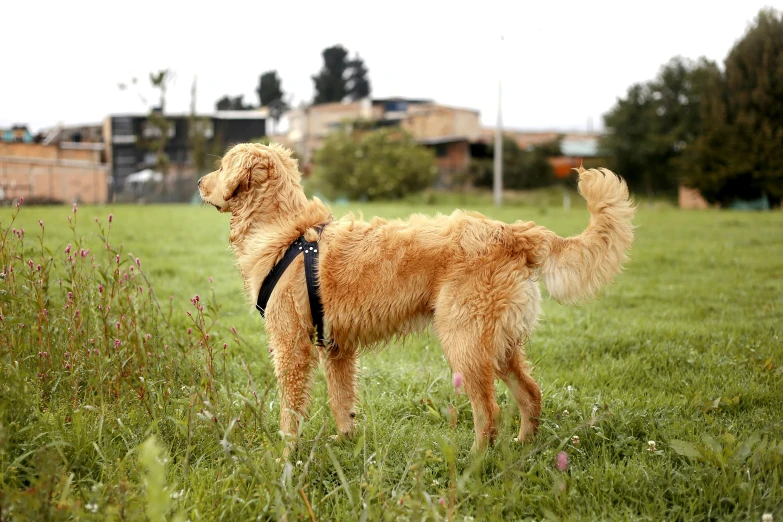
169, 295, 174, 301
439, 497, 446, 507
19, 196, 24, 204
36, 264, 41, 271
295, 460, 303, 467
89, 338, 94, 344
73, 202, 78, 213
572, 435, 580, 446
42, 309, 48, 317
648, 440, 656, 453
85, 502, 98, 513
81, 249, 90, 258
223, 343, 227, 350
38, 351, 43, 358
432, 479, 440, 486
562, 409, 569, 417
138, 286, 143, 293
146, 333, 151, 340
205, 334, 210, 341
135, 258, 141, 268
556, 451, 568, 471
74, 309, 80, 318
186, 311, 192, 317
98, 284, 103, 294
453, 372, 464, 394
114, 339, 122, 349
65, 244, 72, 254
65, 363, 71, 370
94, 217, 99, 223
115, 254, 120, 263
67, 292, 73, 301
231, 326, 237, 335
762, 514, 773, 522
28, 260, 34, 269
187, 328, 192, 335
64, 352, 69, 359
209, 276, 213, 283
108, 213, 113, 223
39, 220, 44, 228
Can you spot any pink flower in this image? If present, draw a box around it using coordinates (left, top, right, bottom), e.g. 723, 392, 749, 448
65, 244, 72, 254
39, 220, 44, 228
72, 203, 78, 213
98, 284, 103, 293
115, 254, 120, 264
209, 276, 213, 284
231, 326, 237, 335
453, 372, 464, 394
19, 196, 24, 204
94, 217, 99, 223
205, 334, 210, 341
556, 451, 568, 471
438, 498, 446, 507
223, 343, 227, 350
135, 258, 140, 268
187, 328, 192, 335
108, 214, 113, 223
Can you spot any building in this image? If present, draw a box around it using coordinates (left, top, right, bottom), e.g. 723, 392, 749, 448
286, 97, 480, 186
103, 109, 267, 202
0, 141, 108, 204
1, 125, 34, 143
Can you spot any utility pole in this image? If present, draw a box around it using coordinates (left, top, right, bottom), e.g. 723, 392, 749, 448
493, 36, 504, 207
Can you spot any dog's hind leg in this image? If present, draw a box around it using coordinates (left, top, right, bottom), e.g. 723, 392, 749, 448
320, 347, 359, 439
434, 307, 501, 452
496, 343, 541, 443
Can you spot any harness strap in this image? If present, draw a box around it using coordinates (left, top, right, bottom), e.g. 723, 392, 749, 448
255, 224, 328, 346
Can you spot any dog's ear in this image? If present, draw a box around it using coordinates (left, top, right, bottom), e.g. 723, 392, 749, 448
221, 147, 261, 201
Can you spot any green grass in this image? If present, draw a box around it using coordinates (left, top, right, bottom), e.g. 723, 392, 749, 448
1, 197, 782, 521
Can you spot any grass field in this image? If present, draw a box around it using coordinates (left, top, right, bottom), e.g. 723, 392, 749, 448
1, 196, 782, 521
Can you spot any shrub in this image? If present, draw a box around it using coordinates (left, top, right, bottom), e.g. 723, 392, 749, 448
313, 127, 438, 201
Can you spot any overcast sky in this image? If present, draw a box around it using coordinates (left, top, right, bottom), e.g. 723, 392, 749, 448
2, 0, 781, 134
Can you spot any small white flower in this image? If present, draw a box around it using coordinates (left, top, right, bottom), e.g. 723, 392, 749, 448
762, 514, 772, 522
296, 460, 303, 467
571, 435, 580, 445
648, 440, 656, 452
562, 409, 569, 417
432, 479, 440, 486
170, 489, 184, 500
86, 502, 99, 513
567, 385, 573, 392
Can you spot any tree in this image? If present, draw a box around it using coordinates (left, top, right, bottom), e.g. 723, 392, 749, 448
470, 136, 558, 190
256, 71, 289, 133
346, 55, 371, 101
313, 127, 437, 201
312, 45, 372, 104
602, 57, 717, 198
215, 95, 253, 111
681, 8, 783, 206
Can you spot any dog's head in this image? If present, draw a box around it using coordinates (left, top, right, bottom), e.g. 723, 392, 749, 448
198, 142, 299, 214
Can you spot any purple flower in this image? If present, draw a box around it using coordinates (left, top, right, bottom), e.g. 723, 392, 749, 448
135, 258, 141, 268
453, 372, 464, 394
108, 213, 113, 223
65, 244, 72, 254
556, 451, 568, 471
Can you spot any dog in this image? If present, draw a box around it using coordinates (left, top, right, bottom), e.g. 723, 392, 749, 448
199, 142, 635, 452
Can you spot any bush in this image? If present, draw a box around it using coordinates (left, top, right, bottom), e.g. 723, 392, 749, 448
313, 127, 438, 201
471, 136, 558, 190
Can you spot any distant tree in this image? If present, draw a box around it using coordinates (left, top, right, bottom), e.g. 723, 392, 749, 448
346, 55, 371, 101
188, 76, 208, 181
601, 56, 717, 199
312, 45, 372, 104
470, 136, 558, 190
681, 8, 783, 206
256, 71, 289, 133
314, 127, 437, 200
146, 69, 175, 196
215, 95, 254, 111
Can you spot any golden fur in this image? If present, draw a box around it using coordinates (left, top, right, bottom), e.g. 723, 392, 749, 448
199, 142, 636, 452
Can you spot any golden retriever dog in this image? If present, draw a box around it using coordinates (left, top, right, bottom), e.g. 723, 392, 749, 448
199, 142, 635, 453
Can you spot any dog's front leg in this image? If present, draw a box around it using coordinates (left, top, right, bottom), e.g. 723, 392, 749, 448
320, 347, 359, 439
270, 331, 318, 456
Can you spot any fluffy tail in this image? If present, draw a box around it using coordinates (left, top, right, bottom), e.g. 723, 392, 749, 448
539, 167, 636, 304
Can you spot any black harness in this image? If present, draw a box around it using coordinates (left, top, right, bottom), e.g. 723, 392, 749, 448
255, 224, 329, 346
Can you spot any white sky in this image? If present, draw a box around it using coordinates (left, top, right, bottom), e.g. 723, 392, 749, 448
2, 0, 781, 134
